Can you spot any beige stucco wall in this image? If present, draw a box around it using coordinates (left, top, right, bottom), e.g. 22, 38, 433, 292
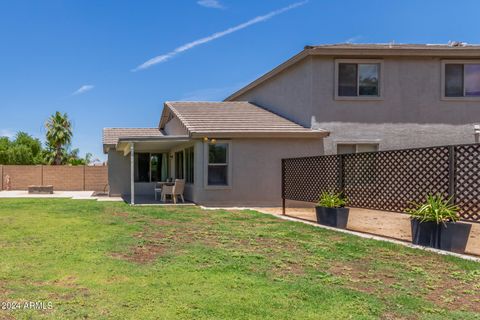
164, 116, 188, 136
192, 138, 324, 206
108, 149, 130, 196
107, 138, 324, 206
234, 56, 480, 154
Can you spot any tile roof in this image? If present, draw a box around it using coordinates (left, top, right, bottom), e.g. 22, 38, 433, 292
305, 43, 480, 50
102, 128, 163, 145
161, 101, 327, 138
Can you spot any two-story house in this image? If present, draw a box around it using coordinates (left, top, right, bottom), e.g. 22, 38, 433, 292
103, 43, 480, 206
227, 43, 480, 154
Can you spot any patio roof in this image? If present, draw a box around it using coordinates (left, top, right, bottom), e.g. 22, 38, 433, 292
160, 101, 328, 138
103, 128, 165, 153
116, 136, 191, 155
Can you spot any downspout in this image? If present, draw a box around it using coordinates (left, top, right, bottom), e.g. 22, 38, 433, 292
130, 143, 135, 205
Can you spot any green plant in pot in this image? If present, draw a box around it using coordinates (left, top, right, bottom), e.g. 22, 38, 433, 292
315, 191, 349, 229
407, 194, 471, 253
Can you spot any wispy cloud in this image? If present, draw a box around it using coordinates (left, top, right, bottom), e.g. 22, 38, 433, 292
0, 129, 15, 138
345, 35, 362, 44
197, 0, 224, 9
72, 85, 94, 95
133, 1, 309, 71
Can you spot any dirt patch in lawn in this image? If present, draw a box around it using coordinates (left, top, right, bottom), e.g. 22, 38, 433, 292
328, 251, 480, 313
112, 212, 129, 217
111, 229, 170, 264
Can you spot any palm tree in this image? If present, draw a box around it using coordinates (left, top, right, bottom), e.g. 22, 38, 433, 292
45, 111, 73, 165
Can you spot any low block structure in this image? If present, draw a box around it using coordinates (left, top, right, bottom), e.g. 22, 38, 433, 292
28, 185, 54, 194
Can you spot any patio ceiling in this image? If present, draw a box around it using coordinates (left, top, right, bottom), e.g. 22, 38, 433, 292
117, 136, 190, 155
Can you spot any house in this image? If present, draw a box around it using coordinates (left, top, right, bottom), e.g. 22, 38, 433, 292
103, 43, 480, 206
103, 102, 327, 205
226, 43, 480, 154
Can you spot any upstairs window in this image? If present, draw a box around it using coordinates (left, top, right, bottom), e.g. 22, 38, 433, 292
444, 62, 480, 98
336, 60, 382, 98
337, 143, 379, 154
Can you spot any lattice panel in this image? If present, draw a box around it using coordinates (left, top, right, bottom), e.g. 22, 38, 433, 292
455, 144, 480, 222
342, 147, 450, 212
282, 156, 341, 202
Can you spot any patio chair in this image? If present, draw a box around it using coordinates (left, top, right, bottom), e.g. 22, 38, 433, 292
161, 179, 185, 204
154, 182, 162, 201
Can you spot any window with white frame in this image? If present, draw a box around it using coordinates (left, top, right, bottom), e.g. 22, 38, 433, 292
337, 143, 379, 154
444, 62, 480, 98
207, 143, 229, 186
336, 61, 382, 98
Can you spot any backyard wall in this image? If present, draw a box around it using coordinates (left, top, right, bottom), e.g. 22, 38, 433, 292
0, 165, 108, 192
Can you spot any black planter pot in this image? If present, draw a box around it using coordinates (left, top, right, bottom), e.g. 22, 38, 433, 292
315, 207, 349, 229
411, 219, 472, 253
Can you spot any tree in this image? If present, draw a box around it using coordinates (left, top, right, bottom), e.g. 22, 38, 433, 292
45, 111, 72, 165
0, 132, 44, 165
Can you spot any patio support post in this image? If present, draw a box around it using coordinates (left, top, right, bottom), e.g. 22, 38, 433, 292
130, 143, 135, 205
281, 159, 286, 215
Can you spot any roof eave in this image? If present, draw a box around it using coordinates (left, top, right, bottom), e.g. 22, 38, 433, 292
309, 47, 480, 57
190, 131, 329, 139
225, 49, 311, 101
117, 135, 190, 143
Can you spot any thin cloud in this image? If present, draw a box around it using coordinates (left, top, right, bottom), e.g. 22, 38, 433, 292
133, 0, 308, 71
345, 35, 362, 44
0, 129, 15, 138
197, 0, 224, 9
72, 85, 94, 95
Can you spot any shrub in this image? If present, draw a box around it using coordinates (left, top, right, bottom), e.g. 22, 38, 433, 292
317, 191, 347, 208
406, 194, 460, 225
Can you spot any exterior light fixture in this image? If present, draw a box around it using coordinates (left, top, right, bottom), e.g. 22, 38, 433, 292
203, 137, 209, 142
211, 139, 217, 144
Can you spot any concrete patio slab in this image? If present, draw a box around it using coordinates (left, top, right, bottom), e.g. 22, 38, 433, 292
0, 190, 123, 202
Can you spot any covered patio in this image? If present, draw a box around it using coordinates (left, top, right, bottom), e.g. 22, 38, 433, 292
116, 135, 194, 205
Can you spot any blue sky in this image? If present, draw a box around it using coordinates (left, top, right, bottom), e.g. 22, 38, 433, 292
1, 0, 479, 160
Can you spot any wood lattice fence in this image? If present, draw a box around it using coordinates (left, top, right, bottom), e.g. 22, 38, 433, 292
282, 144, 480, 222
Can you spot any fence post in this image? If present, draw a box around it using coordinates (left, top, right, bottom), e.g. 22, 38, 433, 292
281, 159, 286, 215
338, 155, 345, 193
448, 145, 456, 204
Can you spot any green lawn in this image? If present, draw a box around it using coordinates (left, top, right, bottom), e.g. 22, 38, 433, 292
0, 199, 479, 319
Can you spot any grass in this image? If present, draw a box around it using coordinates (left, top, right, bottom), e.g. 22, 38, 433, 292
0, 199, 478, 319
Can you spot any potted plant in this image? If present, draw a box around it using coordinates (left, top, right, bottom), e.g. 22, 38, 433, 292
315, 191, 349, 229
407, 194, 472, 253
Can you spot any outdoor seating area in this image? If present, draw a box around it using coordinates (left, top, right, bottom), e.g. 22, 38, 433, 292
154, 179, 186, 204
